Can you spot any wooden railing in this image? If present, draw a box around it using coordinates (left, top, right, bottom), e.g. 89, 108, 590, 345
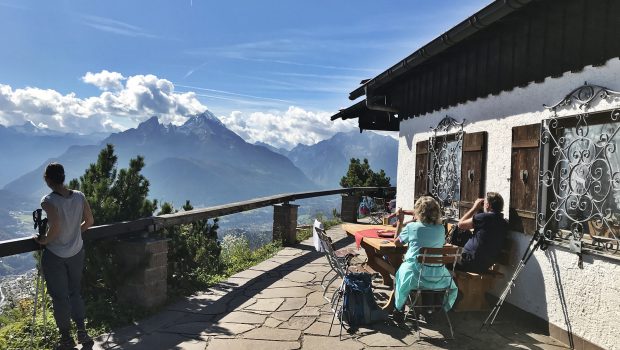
0, 187, 395, 258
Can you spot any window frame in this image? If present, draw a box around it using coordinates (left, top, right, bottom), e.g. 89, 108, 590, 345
414, 117, 487, 223
537, 84, 620, 256
424, 116, 466, 221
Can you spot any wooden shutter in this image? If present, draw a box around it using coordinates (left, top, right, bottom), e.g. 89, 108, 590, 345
459, 132, 487, 217
414, 140, 429, 200
510, 124, 540, 234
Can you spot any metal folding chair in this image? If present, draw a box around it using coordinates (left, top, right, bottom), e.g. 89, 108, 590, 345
404, 246, 462, 339
315, 226, 355, 301
368, 197, 387, 224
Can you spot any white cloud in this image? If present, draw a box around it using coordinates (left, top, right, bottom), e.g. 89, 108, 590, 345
0, 71, 207, 134
219, 106, 357, 150
0, 71, 357, 147
82, 70, 125, 91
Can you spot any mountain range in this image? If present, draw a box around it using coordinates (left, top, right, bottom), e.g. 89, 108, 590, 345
1, 112, 397, 215
0, 122, 108, 187
3, 112, 318, 207
283, 131, 397, 188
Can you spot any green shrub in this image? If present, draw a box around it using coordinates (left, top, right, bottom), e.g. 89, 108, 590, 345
221, 235, 281, 275
0, 294, 59, 349
160, 201, 223, 296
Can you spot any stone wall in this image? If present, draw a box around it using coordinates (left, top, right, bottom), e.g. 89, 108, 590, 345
273, 204, 299, 246
116, 236, 168, 308
340, 194, 360, 223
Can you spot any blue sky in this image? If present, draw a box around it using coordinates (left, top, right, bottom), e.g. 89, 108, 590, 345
0, 0, 490, 149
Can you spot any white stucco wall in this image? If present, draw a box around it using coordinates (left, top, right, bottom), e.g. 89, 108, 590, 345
397, 57, 620, 350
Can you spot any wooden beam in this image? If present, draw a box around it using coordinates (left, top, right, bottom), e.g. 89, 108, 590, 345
0, 187, 395, 258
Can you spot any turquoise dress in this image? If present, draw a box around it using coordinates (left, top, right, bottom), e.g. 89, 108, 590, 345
394, 221, 458, 311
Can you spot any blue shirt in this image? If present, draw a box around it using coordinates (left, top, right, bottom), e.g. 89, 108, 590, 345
399, 221, 446, 262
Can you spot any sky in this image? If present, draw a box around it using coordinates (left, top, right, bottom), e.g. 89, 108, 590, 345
0, 0, 490, 150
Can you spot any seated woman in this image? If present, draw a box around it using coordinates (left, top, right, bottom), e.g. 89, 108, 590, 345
393, 196, 458, 314
387, 208, 415, 227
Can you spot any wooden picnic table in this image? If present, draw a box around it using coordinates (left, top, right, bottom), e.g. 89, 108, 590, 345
342, 223, 406, 288
343, 223, 460, 312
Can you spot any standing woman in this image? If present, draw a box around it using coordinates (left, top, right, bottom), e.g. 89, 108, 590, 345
392, 196, 457, 314
35, 163, 94, 350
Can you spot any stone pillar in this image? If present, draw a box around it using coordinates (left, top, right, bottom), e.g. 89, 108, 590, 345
116, 236, 168, 308
341, 194, 360, 223
273, 203, 299, 246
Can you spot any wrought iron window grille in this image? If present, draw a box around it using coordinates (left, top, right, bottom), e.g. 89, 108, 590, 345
538, 83, 620, 256
428, 116, 465, 220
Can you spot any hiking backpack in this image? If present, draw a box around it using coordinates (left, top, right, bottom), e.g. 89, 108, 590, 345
341, 272, 386, 331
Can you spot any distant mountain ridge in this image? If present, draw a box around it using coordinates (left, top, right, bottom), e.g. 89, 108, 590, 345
4, 112, 318, 207
254, 141, 289, 156
286, 130, 398, 188
0, 122, 108, 187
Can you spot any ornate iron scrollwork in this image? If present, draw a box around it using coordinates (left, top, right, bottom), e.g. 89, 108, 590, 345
538, 84, 620, 254
429, 116, 464, 220
544, 82, 620, 111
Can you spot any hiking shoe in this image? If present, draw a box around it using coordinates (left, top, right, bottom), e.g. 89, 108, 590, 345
392, 309, 405, 323
55, 337, 76, 350
77, 329, 94, 344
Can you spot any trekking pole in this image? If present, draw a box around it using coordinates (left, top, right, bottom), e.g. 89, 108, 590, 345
41, 274, 48, 345
30, 251, 43, 349
0, 280, 5, 309
481, 232, 548, 329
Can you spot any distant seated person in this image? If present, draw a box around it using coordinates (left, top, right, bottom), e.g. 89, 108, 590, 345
392, 196, 458, 313
454, 192, 508, 273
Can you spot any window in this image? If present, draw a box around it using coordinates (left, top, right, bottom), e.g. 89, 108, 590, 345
429, 132, 462, 219
537, 84, 620, 254
414, 116, 487, 221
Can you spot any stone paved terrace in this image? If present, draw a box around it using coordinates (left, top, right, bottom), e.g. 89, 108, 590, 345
84, 225, 569, 350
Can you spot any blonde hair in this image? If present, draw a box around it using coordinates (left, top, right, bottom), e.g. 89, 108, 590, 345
414, 196, 442, 225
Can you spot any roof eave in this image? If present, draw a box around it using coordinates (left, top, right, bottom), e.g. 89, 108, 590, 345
349, 0, 533, 100
330, 100, 400, 132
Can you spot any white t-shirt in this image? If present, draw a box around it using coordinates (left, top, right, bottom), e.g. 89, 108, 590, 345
40, 190, 86, 258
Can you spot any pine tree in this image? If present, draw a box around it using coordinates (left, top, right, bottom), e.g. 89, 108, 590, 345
69, 144, 157, 223
69, 144, 158, 303
339, 158, 391, 188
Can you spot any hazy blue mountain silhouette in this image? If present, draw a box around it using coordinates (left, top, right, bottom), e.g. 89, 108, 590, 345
0, 123, 107, 187
254, 141, 289, 156
4, 112, 317, 207
286, 130, 397, 188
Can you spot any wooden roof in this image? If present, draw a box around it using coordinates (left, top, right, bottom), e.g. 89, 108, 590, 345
330, 100, 399, 131
333, 0, 620, 130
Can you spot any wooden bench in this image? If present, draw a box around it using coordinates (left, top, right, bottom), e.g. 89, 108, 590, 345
446, 223, 513, 312
453, 266, 504, 311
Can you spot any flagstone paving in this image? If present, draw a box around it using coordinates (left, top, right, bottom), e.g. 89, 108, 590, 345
84, 225, 569, 350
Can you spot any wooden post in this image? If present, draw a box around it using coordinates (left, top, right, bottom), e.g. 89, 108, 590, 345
273, 203, 299, 246
116, 236, 168, 308
341, 194, 360, 223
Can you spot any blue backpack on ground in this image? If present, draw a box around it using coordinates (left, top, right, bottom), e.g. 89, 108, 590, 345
341, 272, 387, 331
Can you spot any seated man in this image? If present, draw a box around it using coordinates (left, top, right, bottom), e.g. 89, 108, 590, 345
454, 192, 508, 273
